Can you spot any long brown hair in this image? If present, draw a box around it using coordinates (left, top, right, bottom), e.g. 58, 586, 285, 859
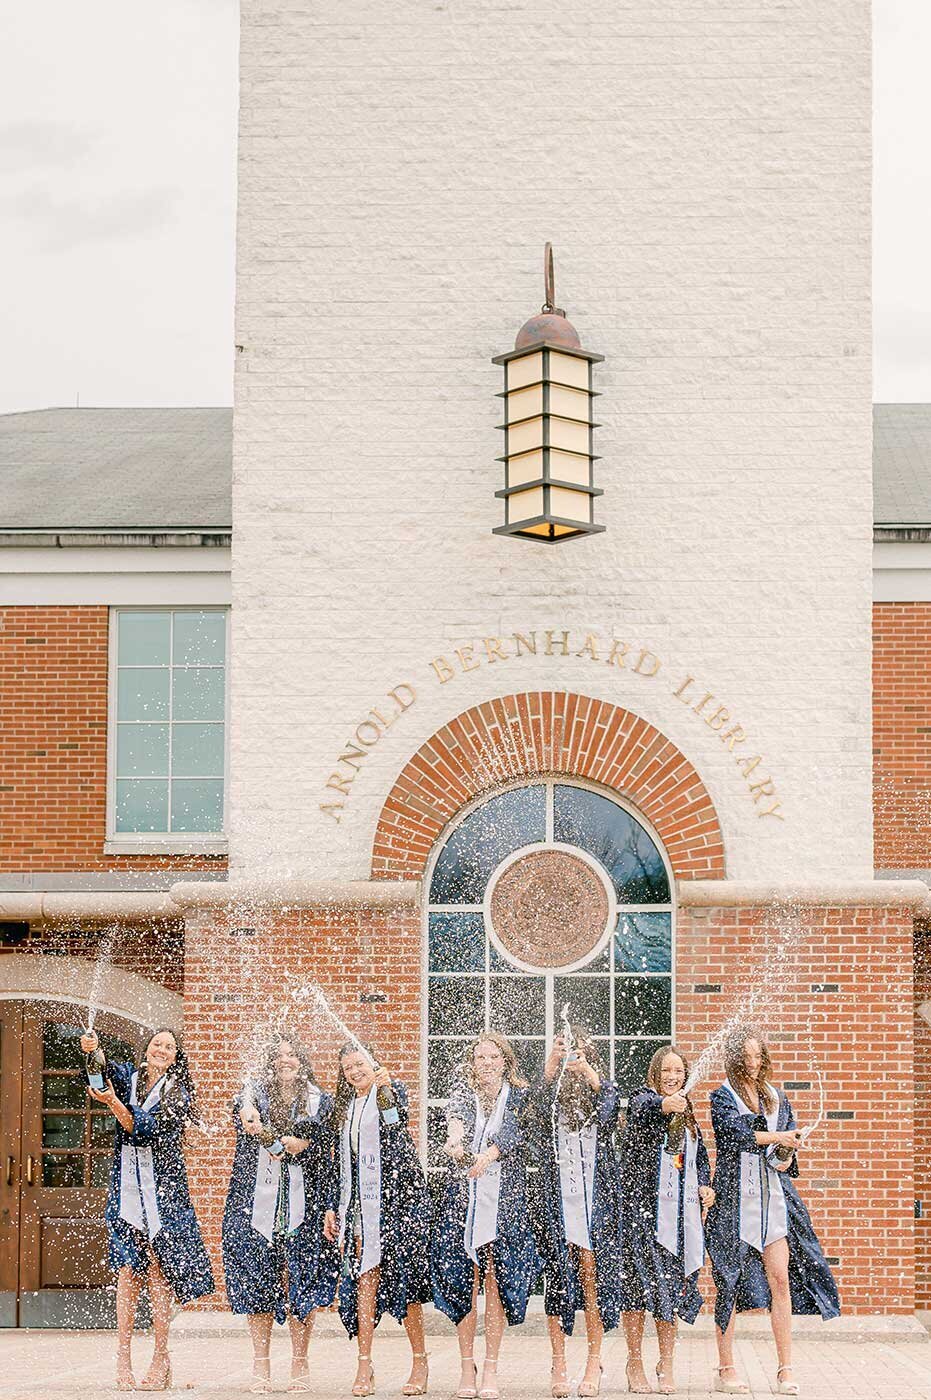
261, 1030, 318, 1132
142, 1026, 199, 1124
555, 1026, 603, 1127
646, 1044, 699, 1138
723, 1025, 777, 1114
457, 1030, 528, 1106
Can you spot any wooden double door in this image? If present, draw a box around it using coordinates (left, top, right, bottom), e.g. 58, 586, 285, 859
0, 1001, 138, 1327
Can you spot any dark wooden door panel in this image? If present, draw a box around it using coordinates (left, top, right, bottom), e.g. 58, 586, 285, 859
17, 1002, 139, 1327
0, 1002, 24, 1320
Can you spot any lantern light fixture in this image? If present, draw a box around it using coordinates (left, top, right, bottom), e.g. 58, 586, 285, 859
492, 244, 604, 543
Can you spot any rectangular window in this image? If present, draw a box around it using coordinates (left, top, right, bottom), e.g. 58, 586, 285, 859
108, 608, 228, 849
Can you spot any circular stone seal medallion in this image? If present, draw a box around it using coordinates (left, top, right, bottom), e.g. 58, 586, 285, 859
488, 848, 611, 971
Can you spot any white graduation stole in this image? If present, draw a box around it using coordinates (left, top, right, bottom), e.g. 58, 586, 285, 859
557, 1116, 597, 1251
118, 1070, 166, 1242
655, 1123, 705, 1277
339, 1087, 382, 1274
250, 1085, 321, 1244
723, 1080, 788, 1252
464, 1083, 509, 1264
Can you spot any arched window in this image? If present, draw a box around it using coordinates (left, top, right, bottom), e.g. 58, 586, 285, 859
424, 779, 674, 1162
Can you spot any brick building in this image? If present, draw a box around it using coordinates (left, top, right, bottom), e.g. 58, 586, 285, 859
1, 1, 929, 1331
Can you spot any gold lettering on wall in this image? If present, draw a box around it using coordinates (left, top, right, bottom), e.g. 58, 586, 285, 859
319, 629, 786, 824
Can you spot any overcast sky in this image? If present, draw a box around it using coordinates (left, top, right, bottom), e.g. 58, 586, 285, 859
1, 2, 928, 414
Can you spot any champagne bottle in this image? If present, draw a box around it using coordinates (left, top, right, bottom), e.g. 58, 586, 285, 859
259, 1122, 284, 1155
86, 1043, 107, 1092
664, 1112, 686, 1156
375, 1071, 400, 1126
774, 1138, 796, 1163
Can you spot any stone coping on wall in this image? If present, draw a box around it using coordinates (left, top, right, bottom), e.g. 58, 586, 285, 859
168, 878, 421, 911
678, 878, 931, 910
2, 877, 927, 923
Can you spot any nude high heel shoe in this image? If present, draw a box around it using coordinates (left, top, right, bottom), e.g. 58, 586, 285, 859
550, 1360, 570, 1398
402, 1353, 429, 1396
457, 1358, 477, 1399
713, 1366, 749, 1394
478, 1357, 499, 1400
352, 1357, 375, 1398
775, 1365, 800, 1396
138, 1354, 172, 1391
249, 1351, 271, 1395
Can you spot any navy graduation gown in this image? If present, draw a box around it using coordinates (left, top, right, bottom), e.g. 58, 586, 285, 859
431, 1081, 541, 1328
524, 1076, 623, 1334
705, 1084, 840, 1331
221, 1082, 340, 1323
98, 1061, 214, 1305
336, 1081, 431, 1337
619, 1087, 711, 1324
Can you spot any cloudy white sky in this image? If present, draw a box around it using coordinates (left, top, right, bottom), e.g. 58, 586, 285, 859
1, 2, 928, 414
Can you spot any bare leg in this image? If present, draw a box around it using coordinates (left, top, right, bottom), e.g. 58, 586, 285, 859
115, 1266, 143, 1387
140, 1258, 173, 1386
763, 1237, 793, 1383
455, 1269, 480, 1395
402, 1302, 429, 1392
578, 1249, 604, 1393
248, 1314, 274, 1387
715, 1312, 748, 1391
481, 1259, 506, 1398
288, 1310, 315, 1381
622, 1311, 649, 1393
547, 1315, 569, 1395
654, 1319, 677, 1394
353, 1267, 379, 1394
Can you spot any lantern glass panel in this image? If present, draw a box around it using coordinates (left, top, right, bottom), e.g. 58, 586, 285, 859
549, 418, 589, 454
506, 452, 544, 488
506, 352, 543, 391
551, 452, 591, 485
550, 485, 590, 522
508, 417, 545, 455
548, 385, 591, 422
508, 485, 544, 520
549, 352, 590, 390
506, 385, 543, 422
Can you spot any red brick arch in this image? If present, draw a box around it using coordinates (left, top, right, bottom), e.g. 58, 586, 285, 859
371, 692, 726, 882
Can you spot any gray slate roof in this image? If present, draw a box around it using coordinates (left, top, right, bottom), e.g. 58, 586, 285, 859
0, 408, 231, 531
873, 404, 931, 526
0, 403, 928, 531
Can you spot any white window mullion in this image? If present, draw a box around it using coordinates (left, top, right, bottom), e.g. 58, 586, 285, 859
166, 609, 175, 832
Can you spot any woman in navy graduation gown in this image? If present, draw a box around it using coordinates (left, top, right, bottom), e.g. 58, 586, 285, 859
524, 1029, 622, 1399
222, 1032, 339, 1394
80, 1025, 214, 1393
705, 1027, 839, 1397
431, 1031, 540, 1400
322, 1044, 431, 1398
619, 1045, 714, 1395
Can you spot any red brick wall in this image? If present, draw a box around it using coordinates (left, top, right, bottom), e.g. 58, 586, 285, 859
373, 692, 726, 881
677, 903, 915, 1316
873, 602, 931, 870
0, 606, 227, 873
179, 897, 915, 1314
182, 904, 421, 1303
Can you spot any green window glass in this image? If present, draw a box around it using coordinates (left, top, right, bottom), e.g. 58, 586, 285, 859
113, 609, 227, 835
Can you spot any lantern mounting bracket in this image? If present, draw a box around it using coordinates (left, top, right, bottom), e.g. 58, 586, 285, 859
541, 241, 566, 317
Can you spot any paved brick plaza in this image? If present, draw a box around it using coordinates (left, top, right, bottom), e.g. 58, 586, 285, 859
5, 1321, 931, 1400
